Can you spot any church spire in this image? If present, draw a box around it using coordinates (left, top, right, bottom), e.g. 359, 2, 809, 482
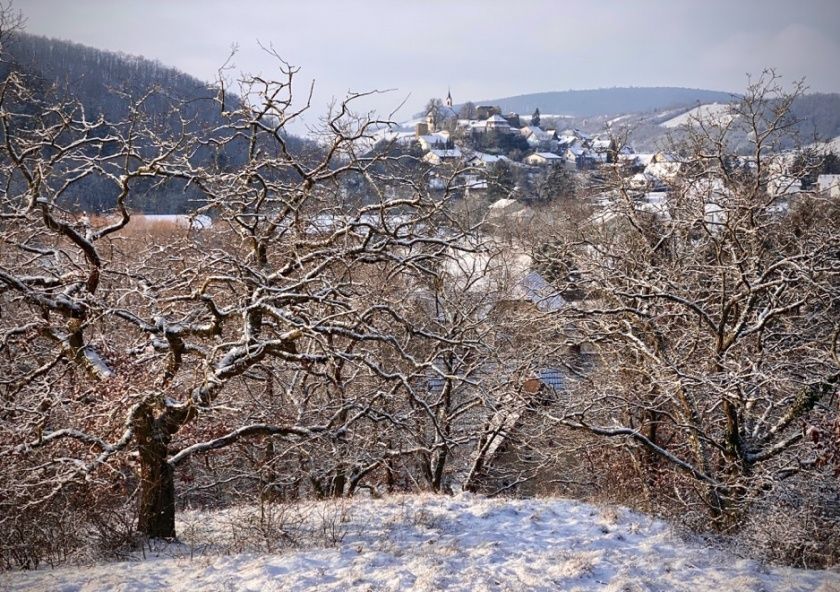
445, 88, 453, 108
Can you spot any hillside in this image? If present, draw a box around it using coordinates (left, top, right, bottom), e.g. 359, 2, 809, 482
3, 33, 233, 134
457, 87, 840, 154
471, 87, 737, 118
1, 33, 312, 213
789, 92, 840, 142
569, 94, 840, 153
0, 33, 224, 213
5, 494, 838, 591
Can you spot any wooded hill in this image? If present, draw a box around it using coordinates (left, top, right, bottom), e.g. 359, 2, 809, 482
1, 33, 313, 213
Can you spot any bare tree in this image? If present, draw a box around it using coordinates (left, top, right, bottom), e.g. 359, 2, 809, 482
0, 0, 23, 54
457, 101, 477, 121
529, 72, 839, 527
0, 48, 480, 552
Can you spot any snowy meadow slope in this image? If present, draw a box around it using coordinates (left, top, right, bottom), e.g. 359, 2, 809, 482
5, 495, 839, 592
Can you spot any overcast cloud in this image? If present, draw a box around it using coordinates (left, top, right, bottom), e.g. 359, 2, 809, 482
17, 0, 840, 123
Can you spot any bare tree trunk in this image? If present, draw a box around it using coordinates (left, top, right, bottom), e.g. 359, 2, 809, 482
137, 433, 176, 539
261, 438, 280, 502
331, 471, 347, 497
133, 402, 193, 539
431, 448, 448, 493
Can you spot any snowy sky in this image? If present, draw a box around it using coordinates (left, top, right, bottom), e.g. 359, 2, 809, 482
16, 0, 840, 125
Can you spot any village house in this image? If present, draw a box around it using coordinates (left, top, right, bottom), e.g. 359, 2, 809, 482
624, 153, 655, 170
644, 151, 681, 181
416, 132, 452, 151
466, 152, 510, 167
525, 152, 564, 166
767, 174, 802, 197
483, 114, 513, 133
520, 125, 554, 149
423, 147, 463, 165
556, 132, 578, 149
563, 144, 598, 170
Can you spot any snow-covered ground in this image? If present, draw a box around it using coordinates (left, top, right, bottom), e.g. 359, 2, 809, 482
4, 494, 839, 591
130, 214, 213, 229
661, 103, 735, 129
808, 135, 840, 155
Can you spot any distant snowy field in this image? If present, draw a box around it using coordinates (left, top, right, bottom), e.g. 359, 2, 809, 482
5, 494, 839, 592
128, 214, 212, 229
661, 103, 735, 128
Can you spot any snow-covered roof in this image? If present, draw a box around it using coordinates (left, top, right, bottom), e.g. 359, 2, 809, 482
440, 105, 457, 119
767, 175, 801, 197
627, 172, 657, 189
486, 114, 510, 124
536, 368, 567, 391
530, 152, 562, 160
645, 161, 681, 180
468, 152, 509, 165
417, 134, 450, 150
520, 126, 551, 139
488, 198, 519, 210
462, 174, 489, 190
417, 134, 445, 143
558, 128, 591, 140
590, 190, 674, 225
428, 148, 462, 158
518, 271, 565, 312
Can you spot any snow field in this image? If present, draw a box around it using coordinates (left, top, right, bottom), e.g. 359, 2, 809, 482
5, 494, 840, 591
660, 103, 735, 129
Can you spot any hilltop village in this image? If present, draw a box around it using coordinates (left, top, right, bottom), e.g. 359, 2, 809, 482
367, 92, 839, 222
368, 91, 676, 212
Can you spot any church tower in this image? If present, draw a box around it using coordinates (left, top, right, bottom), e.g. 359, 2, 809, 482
445, 89, 453, 109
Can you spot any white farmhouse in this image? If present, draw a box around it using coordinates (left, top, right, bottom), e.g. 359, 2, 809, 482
484, 114, 512, 133
525, 152, 563, 166
520, 125, 553, 148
